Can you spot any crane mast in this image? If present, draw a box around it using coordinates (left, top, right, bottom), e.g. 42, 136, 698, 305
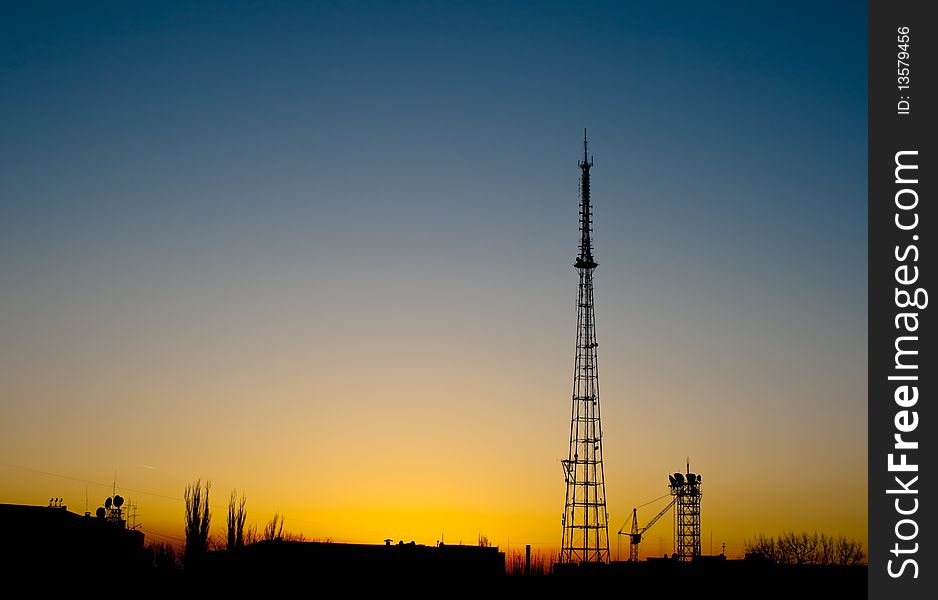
617, 497, 677, 562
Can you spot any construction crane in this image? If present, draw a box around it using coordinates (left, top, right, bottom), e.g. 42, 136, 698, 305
617, 495, 677, 561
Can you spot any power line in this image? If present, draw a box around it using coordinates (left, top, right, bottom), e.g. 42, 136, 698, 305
0, 461, 183, 503
139, 528, 186, 544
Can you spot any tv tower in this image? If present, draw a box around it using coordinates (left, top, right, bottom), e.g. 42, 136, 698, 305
560, 130, 610, 564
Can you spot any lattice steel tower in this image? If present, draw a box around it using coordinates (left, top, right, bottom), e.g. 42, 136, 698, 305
669, 462, 702, 561
560, 130, 610, 564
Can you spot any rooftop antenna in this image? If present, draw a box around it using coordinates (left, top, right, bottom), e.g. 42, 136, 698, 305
128, 501, 139, 530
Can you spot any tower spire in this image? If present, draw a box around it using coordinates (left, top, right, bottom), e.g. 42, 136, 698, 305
581, 127, 587, 166
560, 130, 610, 564
575, 129, 597, 270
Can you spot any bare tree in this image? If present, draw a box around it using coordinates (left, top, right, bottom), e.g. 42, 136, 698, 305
227, 489, 247, 551
743, 533, 778, 561
775, 531, 794, 563
147, 542, 179, 573
835, 534, 865, 565
184, 479, 212, 570
245, 523, 258, 546
744, 531, 865, 566
263, 512, 284, 541
818, 533, 836, 565
782, 531, 819, 565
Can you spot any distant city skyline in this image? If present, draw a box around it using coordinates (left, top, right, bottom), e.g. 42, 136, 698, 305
1, 1, 867, 556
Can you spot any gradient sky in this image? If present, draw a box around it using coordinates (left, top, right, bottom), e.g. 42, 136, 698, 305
1, 1, 866, 557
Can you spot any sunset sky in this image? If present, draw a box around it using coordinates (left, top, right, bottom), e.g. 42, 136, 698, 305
1, 1, 866, 557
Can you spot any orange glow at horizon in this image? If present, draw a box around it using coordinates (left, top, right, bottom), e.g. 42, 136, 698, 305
1, 264, 867, 557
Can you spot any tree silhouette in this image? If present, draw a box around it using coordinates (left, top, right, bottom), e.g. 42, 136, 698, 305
744, 533, 779, 561
147, 542, 180, 574
184, 479, 212, 570
818, 533, 836, 565
245, 523, 258, 545
779, 531, 819, 565
227, 489, 247, 551
263, 511, 284, 541
743, 530, 865, 565
835, 534, 865, 565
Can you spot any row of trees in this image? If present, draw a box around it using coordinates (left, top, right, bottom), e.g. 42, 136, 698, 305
743, 531, 865, 565
182, 479, 301, 570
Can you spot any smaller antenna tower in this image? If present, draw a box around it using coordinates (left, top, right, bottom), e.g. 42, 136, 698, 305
668, 462, 702, 561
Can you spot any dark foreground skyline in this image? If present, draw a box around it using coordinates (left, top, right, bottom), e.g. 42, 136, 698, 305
1, 498, 866, 597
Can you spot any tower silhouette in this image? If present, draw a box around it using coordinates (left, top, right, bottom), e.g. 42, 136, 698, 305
671, 462, 702, 561
560, 130, 610, 564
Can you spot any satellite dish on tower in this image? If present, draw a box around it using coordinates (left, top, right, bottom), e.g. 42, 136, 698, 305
96, 507, 106, 518
104, 497, 112, 508
668, 474, 676, 486
113, 495, 124, 508
697, 474, 702, 483
687, 473, 697, 484
674, 472, 685, 485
